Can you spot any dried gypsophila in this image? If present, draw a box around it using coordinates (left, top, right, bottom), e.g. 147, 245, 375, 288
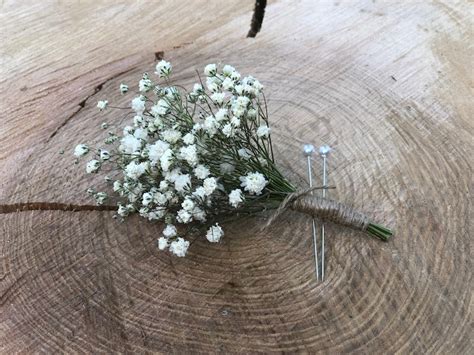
73, 61, 392, 257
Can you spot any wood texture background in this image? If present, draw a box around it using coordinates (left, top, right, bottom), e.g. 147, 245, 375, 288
1, 0, 472, 353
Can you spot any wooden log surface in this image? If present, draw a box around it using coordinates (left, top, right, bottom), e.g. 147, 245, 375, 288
1, 0, 472, 353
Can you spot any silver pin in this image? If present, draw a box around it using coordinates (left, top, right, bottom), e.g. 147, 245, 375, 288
303, 144, 319, 281
319, 145, 331, 281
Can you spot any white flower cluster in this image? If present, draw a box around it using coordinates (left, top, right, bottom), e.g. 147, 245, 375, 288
73, 61, 294, 257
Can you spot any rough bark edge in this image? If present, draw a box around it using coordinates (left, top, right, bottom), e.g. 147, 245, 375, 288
247, 0, 267, 37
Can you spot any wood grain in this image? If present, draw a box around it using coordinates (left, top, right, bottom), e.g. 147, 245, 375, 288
1, 0, 472, 353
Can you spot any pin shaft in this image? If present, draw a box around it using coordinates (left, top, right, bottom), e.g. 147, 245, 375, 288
307, 155, 319, 281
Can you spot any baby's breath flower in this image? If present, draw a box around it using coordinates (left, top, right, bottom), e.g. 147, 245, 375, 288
182, 132, 195, 145
179, 145, 199, 167
74, 144, 89, 157
215, 108, 228, 122
95, 192, 108, 205
203, 177, 217, 196
139, 74, 153, 92
181, 198, 195, 211
177, 209, 192, 224
206, 223, 224, 243
142, 192, 153, 206
125, 161, 147, 180
162, 129, 182, 144
86, 160, 101, 173
229, 189, 244, 208
174, 174, 191, 193
120, 83, 129, 94
210, 92, 225, 105
155, 60, 172, 78
158, 237, 168, 250
99, 149, 110, 161
113, 180, 122, 192
163, 224, 177, 238
160, 149, 174, 172
204, 63, 217, 76
257, 124, 271, 138
222, 64, 236, 76
131, 96, 146, 113
148, 140, 170, 163
120, 135, 142, 154
222, 77, 234, 90
240, 172, 268, 195
169, 237, 189, 257
97, 100, 108, 111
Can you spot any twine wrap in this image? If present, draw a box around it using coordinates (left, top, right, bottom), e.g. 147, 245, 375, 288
265, 187, 370, 231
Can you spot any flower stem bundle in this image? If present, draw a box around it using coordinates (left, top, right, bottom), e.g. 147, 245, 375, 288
73, 61, 392, 257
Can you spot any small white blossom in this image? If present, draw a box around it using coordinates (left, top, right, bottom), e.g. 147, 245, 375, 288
119, 135, 142, 154
215, 108, 228, 122
193, 186, 207, 199
74, 144, 89, 157
210, 92, 225, 105
179, 145, 199, 166
229, 189, 244, 208
95, 192, 108, 205
257, 124, 271, 138
222, 77, 234, 90
169, 237, 189, 257
160, 149, 173, 172
206, 223, 224, 243
192, 207, 207, 222
204, 63, 217, 76
203, 177, 217, 196
163, 224, 177, 238
131, 96, 146, 113
117, 204, 129, 217
193, 83, 203, 93
240, 172, 268, 195
181, 198, 195, 211
204, 116, 218, 136
139, 77, 153, 92
174, 174, 191, 193
158, 237, 168, 250
148, 140, 170, 163
222, 123, 234, 138
113, 180, 122, 192
97, 100, 108, 110
176, 209, 192, 224
120, 83, 129, 94
162, 129, 182, 144
125, 161, 147, 180
222, 64, 236, 76
230, 116, 241, 127
99, 149, 110, 161
182, 133, 195, 145
142, 192, 153, 206
155, 60, 172, 78
86, 160, 101, 173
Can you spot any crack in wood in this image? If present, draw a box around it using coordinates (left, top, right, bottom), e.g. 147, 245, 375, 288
46, 64, 144, 142
0, 202, 116, 214
247, 0, 267, 38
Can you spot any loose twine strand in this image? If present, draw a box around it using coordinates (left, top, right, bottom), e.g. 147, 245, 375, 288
264, 187, 370, 231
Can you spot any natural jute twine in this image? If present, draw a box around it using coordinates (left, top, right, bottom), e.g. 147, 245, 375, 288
265, 187, 370, 231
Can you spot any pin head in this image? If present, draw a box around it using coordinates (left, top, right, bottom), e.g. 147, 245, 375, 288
319, 145, 332, 156
303, 144, 315, 156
